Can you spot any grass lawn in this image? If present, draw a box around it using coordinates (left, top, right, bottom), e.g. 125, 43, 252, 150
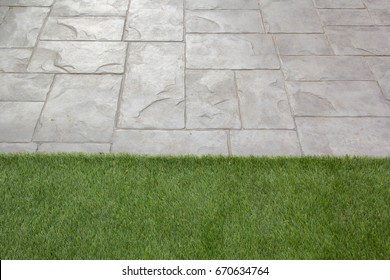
0, 154, 389, 260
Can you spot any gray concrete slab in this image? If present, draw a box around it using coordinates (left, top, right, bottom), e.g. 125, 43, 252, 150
0, 0, 389, 156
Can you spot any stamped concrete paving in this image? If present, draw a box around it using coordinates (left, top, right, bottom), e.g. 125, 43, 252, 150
0, 0, 389, 156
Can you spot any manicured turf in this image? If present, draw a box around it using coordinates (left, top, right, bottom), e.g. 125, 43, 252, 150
0, 155, 389, 260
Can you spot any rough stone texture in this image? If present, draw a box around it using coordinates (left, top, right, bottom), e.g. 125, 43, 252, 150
0, 49, 31, 72
0, 7, 8, 22
296, 118, 390, 156
38, 143, 110, 153
275, 34, 332, 56
51, 0, 129, 16
236, 71, 294, 129
261, 0, 323, 33
34, 75, 121, 142
314, 0, 365, 8
186, 10, 263, 33
367, 57, 390, 99
119, 43, 185, 129
318, 9, 373, 26
363, 0, 390, 25
28, 41, 127, 73
187, 34, 279, 69
112, 130, 228, 155
41, 17, 125, 41
0, 102, 43, 142
0, 74, 54, 101
0, 0, 54, 6
186, 70, 240, 129
186, 0, 259, 10
230, 130, 301, 156
286, 81, 390, 116
325, 26, 390, 55
0, 7, 49, 47
0, 143, 37, 153
281, 56, 373, 81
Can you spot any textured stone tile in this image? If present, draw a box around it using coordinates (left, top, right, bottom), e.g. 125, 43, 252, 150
0, 0, 54, 6
186, 70, 240, 129
275, 34, 332, 55
318, 9, 373, 25
0, 74, 53, 101
367, 57, 390, 99
112, 130, 228, 155
131, 0, 182, 9
0, 143, 37, 153
41, 17, 125, 41
186, 0, 259, 10
118, 43, 185, 129
286, 81, 390, 116
38, 143, 110, 153
52, 0, 129, 16
0, 102, 43, 142
281, 56, 373, 81
313, 0, 365, 8
119, 43, 184, 129
368, 9, 390, 25
28, 41, 126, 73
0, 7, 7, 22
34, 75, 121, 142
325, 26, 390, 55
0, 7, 49, 47
363, 0, 390, 9
230, 131, 301, 156
261, 0, 323, 33
186, 34, 279, 70
186, 10, 263, 33
296, 117, 390, 156
0, 49, 31, 72
236, 71, 294, 129
124, 6, 183, 41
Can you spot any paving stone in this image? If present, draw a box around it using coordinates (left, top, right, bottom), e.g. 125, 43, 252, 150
275, 34, 332, 55
186, 0, 259, 10
236, 70, 294, 129
41, 17, 125, 41
286, 81, 390, 116
186, 10, 263, 33
367, 57, 390, 99
112, 130, 228, 155
0, 7, 7, 23
318, 9, 373, 26
124, 6, 183, 41
130, 0, 182, 9
296, 117, 390, 156
0, 49, 31, 72
261, 0, 323, 33
119, 43, 185, 129
0, 102, 43, 142
0, 74, 53, 101
186, 34, 279, 70
368, 9, 390, 25
363, 0, 390, 9
313, 0, 365, 8
38, 143, 110, 153
230, 130, 301, 156
186, 70, 240, 129
0, 0, 54, 6
51, 0, 129, 16
34, 75, 121, 142
0, 7, 49, 47
0, 143, 37, 153
281, 56, 373, 81
28, 41, 126, 74
325, 26, 390, 55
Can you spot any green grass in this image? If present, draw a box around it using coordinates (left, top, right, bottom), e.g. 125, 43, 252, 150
0, 154, 389, 260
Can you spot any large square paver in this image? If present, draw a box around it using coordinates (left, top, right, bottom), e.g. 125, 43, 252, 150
0, 102, 43, 142
51, 0, 129, 16
186, 34, 279, 69
28, 41, 127, 74
0, 49, 31, 72
235, 70, 294, 129
34, 75, 121, 142
112, 130, 228, 155
186, 70, 240, 129
186, 0, 259, 10
296, 117, 390, 156
119, 42, 185, 129
275, 34, 332, 56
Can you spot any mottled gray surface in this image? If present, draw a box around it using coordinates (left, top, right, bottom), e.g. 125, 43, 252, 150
0, 0, 389, 156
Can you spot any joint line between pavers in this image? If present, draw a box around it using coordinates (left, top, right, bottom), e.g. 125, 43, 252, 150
257, 0, 266, 33
233, 71, 243, 129
121, 0, 132, 41
183, 0, 187, 129
363, 56, 390, 101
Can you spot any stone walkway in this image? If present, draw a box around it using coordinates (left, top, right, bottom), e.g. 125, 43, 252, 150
0, 0, 389, 156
